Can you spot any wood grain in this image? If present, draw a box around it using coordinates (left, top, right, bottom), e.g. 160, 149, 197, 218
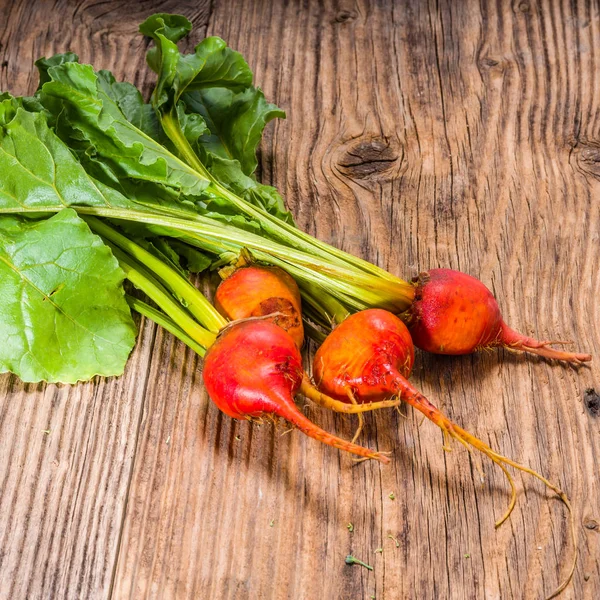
1, 0, 599, 599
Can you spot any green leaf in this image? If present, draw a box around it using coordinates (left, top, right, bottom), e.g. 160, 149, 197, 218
177, 102, 209, 144
174, 36, 252, 94
167, 240, 211, 273
96, 69, 165, 143
35, 53, 165, 142
141, 13, 252, 105
139, 13, 192, 44
140, 14, 291, 222
184, 86, 284, 176
35, 52, 79, 88
0, 106, 134, 213
15, 63, 332, 281
0, 209, 137, 383
200, 153, 292, 224
0, 103, 212, 249
0, 100, 238, 244
0, 94, 19, 127
38, 61, 211, 199
34, 62, 283, 227
139, 13, 193, 75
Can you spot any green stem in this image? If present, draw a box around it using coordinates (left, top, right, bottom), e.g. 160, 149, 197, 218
113, 247, 217, 349
127, 296, 207, 356
161, 110, 215, 181
160, 111, 406, 283
186, 239, 376, 312
5, 203, 415, 312
85, 216, 226, 332
302, 318, 328, 345
302, 302, 333, 331
345, 555, 373, 571
127, 210, 410, 309
88, 205, 411, 311
301, 282, 350, 325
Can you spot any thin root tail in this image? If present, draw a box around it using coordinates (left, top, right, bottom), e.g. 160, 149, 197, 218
455, 424, 577, 600
299, 375, 401, 414
394, 374, 577, 600
500, 324, 591, 364
277, 402, 390, 464
347, 389, 364, 444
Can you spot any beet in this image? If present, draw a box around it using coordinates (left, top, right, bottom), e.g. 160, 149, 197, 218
215, 265, 304, 348
406, 269, 591, 363
203, 319, 389, 463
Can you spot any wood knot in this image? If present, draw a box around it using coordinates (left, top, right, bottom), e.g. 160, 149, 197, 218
584, 517, 599, 531
571, 140, 600, 180
584, 388, 600, 417
477, 55, 508, 75
333, 10, 357, 23
476, 43, 510, 77
336, 138, 400, 180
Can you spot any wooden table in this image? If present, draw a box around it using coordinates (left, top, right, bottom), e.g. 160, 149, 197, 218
1, 1, 599, 598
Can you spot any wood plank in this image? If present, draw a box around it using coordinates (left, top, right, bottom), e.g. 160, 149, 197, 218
0, 317, 159, 599
0, 2, 211, 599
1, 0, 599, 599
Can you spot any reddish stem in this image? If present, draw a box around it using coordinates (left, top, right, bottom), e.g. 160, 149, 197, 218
499, 322, 591, 364
274, 403, 390, 464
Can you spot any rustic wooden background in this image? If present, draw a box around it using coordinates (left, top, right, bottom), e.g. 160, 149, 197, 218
1, 0, 599, 598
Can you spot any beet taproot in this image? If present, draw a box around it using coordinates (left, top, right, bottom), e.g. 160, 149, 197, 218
313, 308, 575, 598
215, 265, 304, 348
203, 319, 390, 463
405, 269, 591, 364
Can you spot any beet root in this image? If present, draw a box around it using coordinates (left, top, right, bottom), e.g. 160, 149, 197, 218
215, 265, 399, 436
202, 319, 389, 463
405, 269, 591, 364
215, 265, 304, 348
313, 309, 576, 597
314, 309, 415, 404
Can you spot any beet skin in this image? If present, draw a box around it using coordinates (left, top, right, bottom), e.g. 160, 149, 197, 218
203, 320, 388, 463
406, 269, 591, 363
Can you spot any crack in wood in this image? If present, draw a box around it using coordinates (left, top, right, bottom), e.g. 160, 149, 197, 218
336, 139, 400, 179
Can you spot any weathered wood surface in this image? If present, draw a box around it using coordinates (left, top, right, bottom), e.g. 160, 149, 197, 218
1, 0, 599, 598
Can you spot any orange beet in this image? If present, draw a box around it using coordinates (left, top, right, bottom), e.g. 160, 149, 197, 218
406, 269, 591, 364
203, 320, 388, 463
215, 265, 304, 348
312, 308, 575, 596
314, 309, 415, 403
